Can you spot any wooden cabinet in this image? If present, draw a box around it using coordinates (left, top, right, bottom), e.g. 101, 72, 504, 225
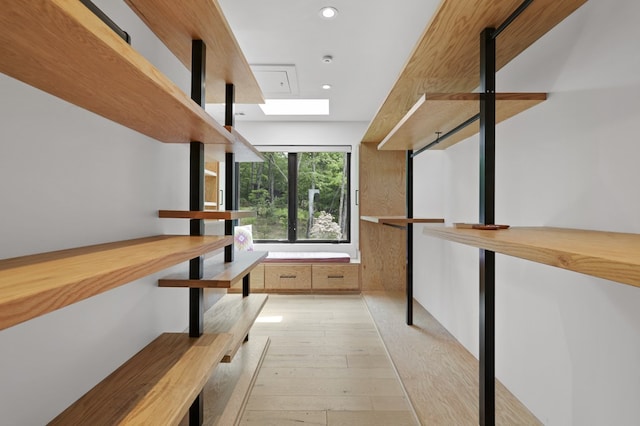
265, 264, 312, 290
312, 264, 360, 290
205, 161, 219, 211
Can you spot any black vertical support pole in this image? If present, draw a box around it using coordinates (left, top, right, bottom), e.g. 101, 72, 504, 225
406, 150, 414, 325
224, 84, 236, 263
479, 27, 496, 426
189, 39, 206, 426
288, 153, 298, 242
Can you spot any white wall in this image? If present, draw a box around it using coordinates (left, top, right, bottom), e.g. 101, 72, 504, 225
413, 1, 640, 424
232, 121, 368, 258
0, 2, 193, 423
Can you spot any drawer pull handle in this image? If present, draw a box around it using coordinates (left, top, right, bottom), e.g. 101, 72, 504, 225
280, 275, 297, 279
328, 275, 344, 279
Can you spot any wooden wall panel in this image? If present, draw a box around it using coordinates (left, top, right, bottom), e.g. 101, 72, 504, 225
359, 144, 406, 291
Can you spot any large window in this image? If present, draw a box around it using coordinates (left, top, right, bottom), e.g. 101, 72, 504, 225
238, 148, 351, 243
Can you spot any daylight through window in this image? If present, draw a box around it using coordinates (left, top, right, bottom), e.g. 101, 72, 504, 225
239, 149, 351, 243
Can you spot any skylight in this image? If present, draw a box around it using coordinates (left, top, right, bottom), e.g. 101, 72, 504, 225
259, 99, 330, 116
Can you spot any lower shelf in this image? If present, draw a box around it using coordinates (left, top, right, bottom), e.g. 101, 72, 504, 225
188, 335, 270, 426
50, 332, 232, 425
203, 294, 269, 363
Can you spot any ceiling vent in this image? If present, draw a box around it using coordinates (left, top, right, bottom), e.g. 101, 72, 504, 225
251, 65, 299, 97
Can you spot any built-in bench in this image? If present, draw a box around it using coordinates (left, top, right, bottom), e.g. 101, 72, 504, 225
230, 251, 360, 293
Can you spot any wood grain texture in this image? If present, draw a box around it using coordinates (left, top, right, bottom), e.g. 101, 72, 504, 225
203, 294, 269, 362
359, 144, 406, 291
0, 235, 233, 331
378, 93, 547, 151
311, 264, 360, 290
423, 226, 640, 288
264, 264, 312, 290
224, 126, 265, 162
360, 216, 445, 225
158, 210, 257, 220
242, 295, 418, 424
362, 0, 587, 143
159, 251, 268, 288
50, 332, 232, 426
124, 0, 263, 104
195, 336, 270, 426
0, 0, 234, 145
363, 292, 541, 425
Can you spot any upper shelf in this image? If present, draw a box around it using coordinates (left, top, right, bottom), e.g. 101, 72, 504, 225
378, 93, 546, 151
422, 226, 640, 289
361, 216, 445, 225
362, 0, 587, 144
0, 235, 233, 331
125, 0, 264, 104
0, 1, 235, 145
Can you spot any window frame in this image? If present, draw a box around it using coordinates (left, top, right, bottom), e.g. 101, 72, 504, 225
240, 148, 351, 244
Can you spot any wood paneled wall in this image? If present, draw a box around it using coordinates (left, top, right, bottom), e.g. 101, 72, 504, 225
359, 143, 406, 291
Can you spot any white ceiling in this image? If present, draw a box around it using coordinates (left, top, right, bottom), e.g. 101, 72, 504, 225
206, 0, 442, 123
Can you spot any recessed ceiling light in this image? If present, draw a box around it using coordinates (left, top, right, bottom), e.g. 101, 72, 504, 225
319, 7, 338, 19
259, 99, 330, 116
322, 84, 332, 90
322, 55, 333, 63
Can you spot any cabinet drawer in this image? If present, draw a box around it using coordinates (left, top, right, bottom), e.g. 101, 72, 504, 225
231, 263, 264, 291
312, 264, 359, 290
265, 264, 311, 290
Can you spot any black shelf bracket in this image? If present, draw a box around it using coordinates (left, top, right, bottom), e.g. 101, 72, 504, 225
224, 85, 237, 264
406, 150, 414, 325
479, 26, 496, 426
188, 39, 207, 426
79, 0, 131, 44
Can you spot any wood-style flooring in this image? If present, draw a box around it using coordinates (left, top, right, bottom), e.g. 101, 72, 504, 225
241, 295, 418, 425
238, 292, 540, 425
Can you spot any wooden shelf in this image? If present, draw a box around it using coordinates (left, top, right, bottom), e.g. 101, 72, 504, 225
423, 226, 640, 289
378, 93, 546, 151
158, 210, 257, 220
205, 126, 264, 163
125, 0, 264, 104
362, 0, 587, 143
0, 1, 234, 145
361, 216, 445, 225
0, 235, 233, 331
50, 332, 232, 425
203, 294, 269, 362
159, 251, 268, 288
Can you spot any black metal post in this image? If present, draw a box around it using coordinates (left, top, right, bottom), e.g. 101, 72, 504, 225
479, 27, 496, 426
287, 153, 298, 242
224, 84, 236, 263
406, 150, 414, 325
188, 39, 207, 426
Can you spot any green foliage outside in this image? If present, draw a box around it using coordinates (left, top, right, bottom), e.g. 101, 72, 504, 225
239, 152, 349, 241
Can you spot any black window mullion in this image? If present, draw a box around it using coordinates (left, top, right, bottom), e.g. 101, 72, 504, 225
287, 153, 298, 242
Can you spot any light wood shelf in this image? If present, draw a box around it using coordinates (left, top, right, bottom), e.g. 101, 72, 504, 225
361, 216, 445, 225
159, 251, 268, 288
50, 332, 232, 425
362, 0, 587, 144
0, 1, 235, 146
203, 294, 269, 362
0, 235, 233, 331
378, 93, 546, 151
125, 0, 264, 104
158, 210, 257, 220
423, 226, 640, 288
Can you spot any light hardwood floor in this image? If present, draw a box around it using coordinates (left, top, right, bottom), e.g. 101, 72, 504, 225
363, 291, 541, 425
238, 293, 540, 425
240, 295, 418, 425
